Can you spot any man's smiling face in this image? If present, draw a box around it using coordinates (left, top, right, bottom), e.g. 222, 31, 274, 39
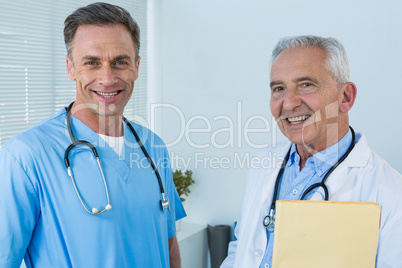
270, 46, 344, 153
66, 24, 140, 119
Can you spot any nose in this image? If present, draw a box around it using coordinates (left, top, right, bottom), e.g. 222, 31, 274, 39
97, 65, 117, 87
283, 89, 302, 111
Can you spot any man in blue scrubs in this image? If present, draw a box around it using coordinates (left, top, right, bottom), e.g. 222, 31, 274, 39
0, 3, 185, 267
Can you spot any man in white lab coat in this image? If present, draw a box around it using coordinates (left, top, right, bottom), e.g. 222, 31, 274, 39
221, 35, 402, 268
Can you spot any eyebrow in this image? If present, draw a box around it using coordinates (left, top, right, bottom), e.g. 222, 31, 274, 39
113, 54, 132, 62
80, 55, 101, 62
270, 80, 283, 89
293, 76, 319, 84
270, 76, 319, 88
80, 54, 132, 62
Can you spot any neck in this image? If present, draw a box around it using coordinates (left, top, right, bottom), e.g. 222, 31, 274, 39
296, 148, 313, 170
296, 124, 350, 170
70, 103, 123, 137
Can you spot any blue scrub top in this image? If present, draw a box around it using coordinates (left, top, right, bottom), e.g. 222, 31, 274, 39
0, 108, 186, 268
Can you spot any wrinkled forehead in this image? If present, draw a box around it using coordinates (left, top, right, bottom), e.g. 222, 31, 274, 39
71, 24, 136, 56
270, 46, 329, 78
71, 24, 137, 55
272, 46, 327, 67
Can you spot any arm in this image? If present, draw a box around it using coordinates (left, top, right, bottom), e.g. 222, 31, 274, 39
220, 225, 239, 267
169, 235, 181, 268
376, 211, 402, 267
154, 142, 185, 267
374, 169, 402, 267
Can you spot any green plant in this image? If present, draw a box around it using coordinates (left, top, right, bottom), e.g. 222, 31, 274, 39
173, 170, 195, 202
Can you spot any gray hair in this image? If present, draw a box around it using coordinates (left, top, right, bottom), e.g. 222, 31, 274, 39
271, 35, 350, 86
64, 2, 140, 61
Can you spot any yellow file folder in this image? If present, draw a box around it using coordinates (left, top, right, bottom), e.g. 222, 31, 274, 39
272, 200, 381, 268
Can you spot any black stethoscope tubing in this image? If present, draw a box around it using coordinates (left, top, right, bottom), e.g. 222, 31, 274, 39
263, 126, 356, 231
123, 116, 165, 193
64, 102, 169, 214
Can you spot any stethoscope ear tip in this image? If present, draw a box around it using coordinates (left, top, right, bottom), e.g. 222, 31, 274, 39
92, 208, 99, 214
105, 204, 112, 210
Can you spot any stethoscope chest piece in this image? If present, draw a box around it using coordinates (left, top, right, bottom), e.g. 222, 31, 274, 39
160, 193, 171, 212
263, 209, 275, 232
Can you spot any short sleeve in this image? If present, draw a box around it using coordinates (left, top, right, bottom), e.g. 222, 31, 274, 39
0, 148, 40, 268
161, 147, 186, 239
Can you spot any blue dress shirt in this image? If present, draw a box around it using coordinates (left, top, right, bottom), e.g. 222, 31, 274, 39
259, 129, 353, 268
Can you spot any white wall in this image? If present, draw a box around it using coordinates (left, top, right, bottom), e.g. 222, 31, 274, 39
148, 0, 402, 228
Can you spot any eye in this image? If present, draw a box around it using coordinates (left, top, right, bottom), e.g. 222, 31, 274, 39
84, 61, 98, 66
300, 82, 312, 88
114, 60, 127, 66
272, 86, 284, 92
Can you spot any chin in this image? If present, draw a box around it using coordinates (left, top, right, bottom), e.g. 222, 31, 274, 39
282, 129, 304, 144
286, 136, 305, 147
95, 103, 123, 115
98, 111, 122, 117
284, 129, 318, 149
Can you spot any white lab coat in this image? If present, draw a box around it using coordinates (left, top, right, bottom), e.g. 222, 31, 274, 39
221, 133, 402, 268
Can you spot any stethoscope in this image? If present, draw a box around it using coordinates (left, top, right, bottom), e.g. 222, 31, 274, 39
263, 126, 356, 232
64, 102, 170, 215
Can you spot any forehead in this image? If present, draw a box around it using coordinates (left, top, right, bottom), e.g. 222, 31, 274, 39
71, 24, 135, 57
270, 46, 329, 80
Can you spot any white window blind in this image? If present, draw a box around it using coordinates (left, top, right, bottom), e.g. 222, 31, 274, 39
0, 0, 148, 147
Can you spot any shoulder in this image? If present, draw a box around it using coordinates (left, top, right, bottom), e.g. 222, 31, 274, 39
0, 110, 67, 186
365, 149, 402, 197
348, 133, 402, 204
2, 110, 67, 162
126, 120, 167, 149
350, 133, 401, 179
353, 135, 402, 254
125, 120, 170, 164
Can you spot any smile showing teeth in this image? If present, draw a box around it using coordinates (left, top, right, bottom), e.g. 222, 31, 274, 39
96, 91, 118, 98
287, 115, 311, 125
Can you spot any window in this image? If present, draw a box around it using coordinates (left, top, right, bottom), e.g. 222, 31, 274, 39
0, 0, 148, 147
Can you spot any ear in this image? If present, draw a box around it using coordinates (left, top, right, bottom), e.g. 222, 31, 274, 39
135, 56, 141, 71
66, 56, 76, 81
339, 82, 357, 113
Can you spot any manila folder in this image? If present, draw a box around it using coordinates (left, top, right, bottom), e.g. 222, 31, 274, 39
272, 200, 381, 268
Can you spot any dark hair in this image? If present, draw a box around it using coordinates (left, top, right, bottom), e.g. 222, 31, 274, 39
64, 2, 140, 61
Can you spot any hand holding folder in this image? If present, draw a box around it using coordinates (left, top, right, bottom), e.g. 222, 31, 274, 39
272, 200, 381, 268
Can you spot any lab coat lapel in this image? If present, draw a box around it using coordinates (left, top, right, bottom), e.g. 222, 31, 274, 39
310, 133, 371, 201
259, 142, 291, 216
238, 142, 290, 265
